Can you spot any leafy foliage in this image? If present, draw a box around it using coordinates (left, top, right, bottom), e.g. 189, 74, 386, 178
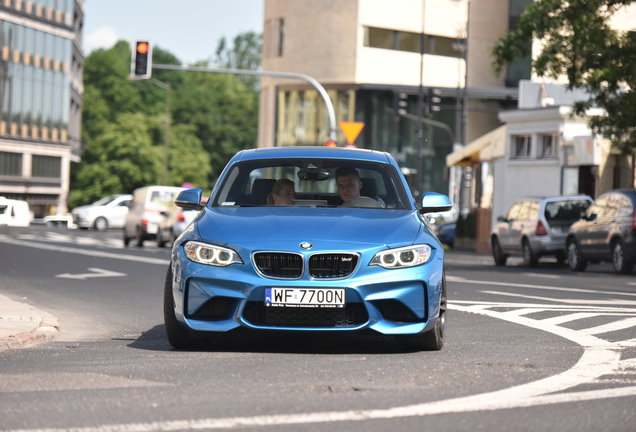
71, 35, 261, 208
215, 31, 263, 92
491, 0, 636, 154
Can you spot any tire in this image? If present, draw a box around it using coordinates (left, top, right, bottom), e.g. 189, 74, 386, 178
163, 266, 201, 350
135, 227, 145, 247
522, 239, 539, 268
555, 250, 567, 265
492, 237, 508, 266
93, 217, 108, 232
157, 230, 167, 248
612, 239, 634, 274
123, 230, 130, 247
401, 272, 447, 351
567, 238, 587, 272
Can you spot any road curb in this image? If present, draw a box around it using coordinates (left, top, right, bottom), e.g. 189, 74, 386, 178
0, 316, 61, 350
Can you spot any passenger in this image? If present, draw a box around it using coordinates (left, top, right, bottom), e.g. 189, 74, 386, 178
267, 179, 296, 205
335, 167, 383, 208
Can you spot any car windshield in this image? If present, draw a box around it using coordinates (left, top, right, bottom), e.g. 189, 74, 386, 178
92, 195, 118, 206
0, 205, 6, 214
213, 158, 411, 209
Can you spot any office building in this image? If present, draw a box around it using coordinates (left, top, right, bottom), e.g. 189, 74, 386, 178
0, 0, 83, 217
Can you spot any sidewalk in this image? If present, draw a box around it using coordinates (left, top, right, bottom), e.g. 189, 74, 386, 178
0, 293, 60, 350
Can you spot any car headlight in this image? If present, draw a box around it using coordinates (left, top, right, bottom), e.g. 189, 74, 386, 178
369, 244, 432, 269
184, 241, 243, 267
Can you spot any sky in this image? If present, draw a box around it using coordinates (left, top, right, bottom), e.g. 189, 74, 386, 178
83, 0, 264, 65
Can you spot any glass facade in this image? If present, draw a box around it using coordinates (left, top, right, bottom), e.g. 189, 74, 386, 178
0, 20, 71, 141
275, 89, 456, 196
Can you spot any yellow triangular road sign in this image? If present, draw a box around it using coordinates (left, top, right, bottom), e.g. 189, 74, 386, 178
339, 122, 365, 145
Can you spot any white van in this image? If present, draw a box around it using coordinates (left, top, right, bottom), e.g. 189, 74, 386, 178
123, 186, 185, 247
0, 197, 32, 227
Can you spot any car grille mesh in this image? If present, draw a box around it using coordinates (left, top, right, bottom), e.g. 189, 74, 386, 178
253, 252, 358, 279
243, 302, 368, 328
254, 253, 303, 278
308, 254, 358, 278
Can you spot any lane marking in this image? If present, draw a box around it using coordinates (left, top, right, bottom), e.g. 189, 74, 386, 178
447, 275, 636, 297
0, 235, 169, 266
56, 268, 127, 280
521, 272, 561, 279
479, 290, 636, 306
540, 312, 600, 325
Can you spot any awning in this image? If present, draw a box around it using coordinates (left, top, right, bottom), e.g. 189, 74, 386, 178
446, 125, 507, 167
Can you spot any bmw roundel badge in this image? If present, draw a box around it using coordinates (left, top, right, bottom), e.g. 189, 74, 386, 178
300, 242, 313, 250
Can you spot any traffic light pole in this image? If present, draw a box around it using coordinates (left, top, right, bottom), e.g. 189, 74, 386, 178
152, 64, 338, 142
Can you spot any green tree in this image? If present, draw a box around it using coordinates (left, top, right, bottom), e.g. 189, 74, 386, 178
491, 0, 636, 155
172, 67, 258, 184
215, 31, 263, 92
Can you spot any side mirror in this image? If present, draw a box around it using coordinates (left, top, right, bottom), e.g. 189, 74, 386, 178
586, 213, 597, 222
175, 188, 203, 211
419, 192, 452, 215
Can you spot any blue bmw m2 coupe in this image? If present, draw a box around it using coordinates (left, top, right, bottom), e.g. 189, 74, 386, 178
164, 146, 452, 351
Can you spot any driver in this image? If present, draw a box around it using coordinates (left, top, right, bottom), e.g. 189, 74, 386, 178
335, 167, 383, 208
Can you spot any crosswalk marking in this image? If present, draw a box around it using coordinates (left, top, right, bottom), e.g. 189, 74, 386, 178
540, 312, 600, 325
584, 317, 636, 335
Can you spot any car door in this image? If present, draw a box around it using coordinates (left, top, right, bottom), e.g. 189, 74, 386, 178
578, 194, 609, 257
510, 201, 532, 253
494, 201, 522, 252
110, 197, 132, 228
593, 194, 619, 258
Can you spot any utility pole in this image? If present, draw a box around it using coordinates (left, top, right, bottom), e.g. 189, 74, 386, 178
415, 0, 427, 198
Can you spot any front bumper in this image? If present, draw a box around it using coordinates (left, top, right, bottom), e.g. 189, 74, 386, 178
169, 243, 445, 336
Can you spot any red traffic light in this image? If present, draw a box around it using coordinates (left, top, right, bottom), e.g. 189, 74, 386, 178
325, 141, 337, 147
136, 42, 149, 54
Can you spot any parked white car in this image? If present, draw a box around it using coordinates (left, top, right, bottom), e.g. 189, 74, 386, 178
71, 194, 132, 231
0, 197, 32, 227
123, 186, 185, 247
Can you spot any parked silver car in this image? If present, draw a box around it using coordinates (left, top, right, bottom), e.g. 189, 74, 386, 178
71, 194, 132, 231
491, 195, 593, 267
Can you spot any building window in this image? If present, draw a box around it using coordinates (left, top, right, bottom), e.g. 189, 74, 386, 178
0, 151, 22, 176
540, 134, 558, 158
363, 26, 463, 58
32, 154, 61, 178
512, 135, 531, 158
278, 18, 285, 57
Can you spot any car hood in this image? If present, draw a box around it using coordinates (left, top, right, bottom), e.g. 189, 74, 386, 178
195, 207, 425, 248
71, 205, 94, 214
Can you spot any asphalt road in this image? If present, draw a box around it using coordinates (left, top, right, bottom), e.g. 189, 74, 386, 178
0, 225, 635, 432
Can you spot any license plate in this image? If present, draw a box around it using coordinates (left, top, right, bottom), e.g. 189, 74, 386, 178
264, 287, 345, 308
146, 223, 158, 234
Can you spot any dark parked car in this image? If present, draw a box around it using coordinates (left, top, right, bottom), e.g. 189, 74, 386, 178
491, 195, 593, 267
566, 189, 636, 274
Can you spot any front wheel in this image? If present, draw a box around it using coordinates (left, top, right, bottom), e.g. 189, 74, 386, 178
492, 237, 508, 266
163, 267, 202, 350
401, 272, 447, 351
612, 240, 634, 274
135, 227, 145, 247
567, 239, 587, 272
93, 217, 108, 231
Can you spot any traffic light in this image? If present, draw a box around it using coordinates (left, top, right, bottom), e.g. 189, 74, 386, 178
397, 92, 408, 116
427, 88, 441, 114
131, 40, 152, 79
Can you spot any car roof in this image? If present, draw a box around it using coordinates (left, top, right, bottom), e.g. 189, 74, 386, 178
514, 195, 593, 202
233, 147, 393, 164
